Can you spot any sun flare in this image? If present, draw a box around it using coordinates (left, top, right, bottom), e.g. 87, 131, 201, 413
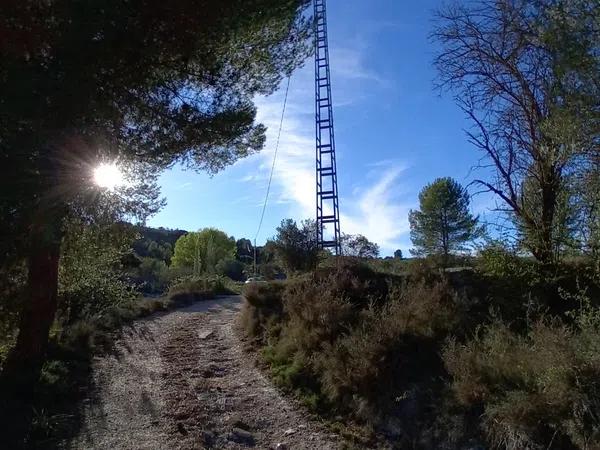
93, 162, 124, 189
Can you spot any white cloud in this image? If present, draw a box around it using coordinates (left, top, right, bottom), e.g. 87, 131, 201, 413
342, 165, 411, 251
176, 182, 193, 190
331, 47, 386, 85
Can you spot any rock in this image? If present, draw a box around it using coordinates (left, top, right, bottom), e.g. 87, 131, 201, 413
228, 427, 255, 445
274, 443, 288, 450
283, 428, 296, 436
202, 430, 216, 446
231, 417, 251, 431
174, 410, 189, 420
198, 329, 214, 339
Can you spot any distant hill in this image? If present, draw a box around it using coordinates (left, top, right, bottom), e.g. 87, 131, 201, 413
131, 225, 188, 262
137, 226, 187, 246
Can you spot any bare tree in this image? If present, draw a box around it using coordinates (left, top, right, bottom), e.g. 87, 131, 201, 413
433, 0, 599, 265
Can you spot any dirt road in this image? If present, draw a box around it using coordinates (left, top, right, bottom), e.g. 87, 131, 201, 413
66, 296, 341, 450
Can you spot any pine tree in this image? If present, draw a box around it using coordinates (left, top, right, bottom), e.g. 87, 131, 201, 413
409, 177, 482, 262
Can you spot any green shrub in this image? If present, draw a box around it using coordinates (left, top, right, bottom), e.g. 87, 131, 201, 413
311, 260, 393, 308
477, 242, 539, 281
133, 257, 171, 293
0, 261, 25, 369
444, 311, 600, 449
168, 275, 233, 304
59, 276, 137, 326
216, 258, 245, 281
241, 253, 600, 448
241, 281, 286, 340
61, 320, 97, 357
282, 276, 357, 351
314, 280, 461, 420
244, 265, 470, 431
58, 219, 138, 325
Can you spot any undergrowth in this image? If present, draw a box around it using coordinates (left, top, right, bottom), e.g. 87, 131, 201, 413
242, 258, 600, 449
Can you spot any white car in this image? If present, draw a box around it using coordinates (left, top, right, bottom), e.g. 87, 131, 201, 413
245, 276, 267, 284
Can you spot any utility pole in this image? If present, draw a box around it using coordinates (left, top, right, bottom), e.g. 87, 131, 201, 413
253, 238, 257, 277
314, 0, 341, 255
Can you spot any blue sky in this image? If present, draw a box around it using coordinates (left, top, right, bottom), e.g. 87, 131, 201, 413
148, 0, 497, 256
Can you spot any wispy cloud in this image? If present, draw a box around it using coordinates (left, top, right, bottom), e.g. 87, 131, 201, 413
342, 165, 411, 251
331, 47, 386, 85
176, 182, 193, 190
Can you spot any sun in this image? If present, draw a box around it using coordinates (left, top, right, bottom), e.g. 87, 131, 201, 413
93, 162, 124, 189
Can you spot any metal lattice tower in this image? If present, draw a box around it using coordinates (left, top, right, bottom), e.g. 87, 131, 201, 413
314, 0, 341, 255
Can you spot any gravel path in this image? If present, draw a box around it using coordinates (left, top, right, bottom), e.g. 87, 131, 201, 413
66, 296, 341, 450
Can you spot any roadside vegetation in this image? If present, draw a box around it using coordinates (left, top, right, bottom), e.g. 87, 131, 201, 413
242, 254, 600, 449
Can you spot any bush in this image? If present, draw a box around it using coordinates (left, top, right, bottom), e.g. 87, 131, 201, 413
168, 275, 235, 304
313, 279, 462, 421
242, 257, 600, 448
132, 257, 171, 294
444, 311, 600, 449
477, 242, 539, 281
216, 258, 245, 281
59, 275, 137, 326
243, 264, 472, 436
0, 261, 25, 369
312, 259, 394, 308
58, 220, 138, 325
241, 281, 286, 340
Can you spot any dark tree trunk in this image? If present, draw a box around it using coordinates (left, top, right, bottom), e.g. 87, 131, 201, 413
0, 214, 63, 446
3, 236, 61, 388
537, 172, 558, 267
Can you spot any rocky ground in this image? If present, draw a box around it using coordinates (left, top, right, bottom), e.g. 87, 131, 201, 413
65, 296, 342, 450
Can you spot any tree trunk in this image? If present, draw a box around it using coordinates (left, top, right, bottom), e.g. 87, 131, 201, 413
537, 173, 558, 267
0, 213, 63, 447
1, 215, 63, 392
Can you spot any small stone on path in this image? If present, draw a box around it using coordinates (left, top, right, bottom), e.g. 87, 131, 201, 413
198, 329, 213, 339
228, 427, 255, 445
